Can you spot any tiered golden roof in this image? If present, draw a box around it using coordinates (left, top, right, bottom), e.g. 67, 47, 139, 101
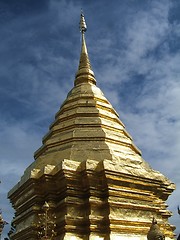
8, 12, 175, 240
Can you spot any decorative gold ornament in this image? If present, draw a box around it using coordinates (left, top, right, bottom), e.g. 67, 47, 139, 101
0, 210, 8, 238
37, 202, 56, 240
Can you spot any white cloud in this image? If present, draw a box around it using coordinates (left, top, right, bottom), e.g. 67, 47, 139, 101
49, 0, 80, 29
94, 0, 174, 85
94, 0, 180, 234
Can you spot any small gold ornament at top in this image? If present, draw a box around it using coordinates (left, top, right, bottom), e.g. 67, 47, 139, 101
80, 10, 87, 33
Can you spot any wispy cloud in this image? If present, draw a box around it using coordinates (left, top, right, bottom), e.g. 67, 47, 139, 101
91, 0, 180, 233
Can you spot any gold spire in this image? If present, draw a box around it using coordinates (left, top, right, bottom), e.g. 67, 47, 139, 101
75, 11, 96, 86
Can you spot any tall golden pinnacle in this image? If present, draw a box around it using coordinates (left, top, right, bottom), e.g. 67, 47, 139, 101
8, 11, 176, 240
75, 11, 96, 86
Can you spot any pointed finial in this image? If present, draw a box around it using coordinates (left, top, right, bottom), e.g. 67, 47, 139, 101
75, 10, 96, 86
80, 10, 87, 33
42, 201, 50, 211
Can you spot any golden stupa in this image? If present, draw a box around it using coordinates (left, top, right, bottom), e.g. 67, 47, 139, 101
8, 13, 175, 240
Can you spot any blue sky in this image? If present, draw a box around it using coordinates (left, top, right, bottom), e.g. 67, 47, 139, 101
0, 0, 180, 237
